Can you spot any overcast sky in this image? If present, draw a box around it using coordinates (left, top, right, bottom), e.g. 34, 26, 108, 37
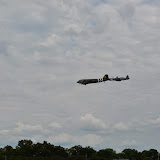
0, 0, 160, 152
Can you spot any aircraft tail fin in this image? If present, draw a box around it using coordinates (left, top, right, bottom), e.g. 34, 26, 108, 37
126, 75, 129, 79
103, 74, 109, 81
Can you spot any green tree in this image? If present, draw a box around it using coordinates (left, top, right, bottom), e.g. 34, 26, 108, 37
68, 145, 96, 160
33, 141, 68, 158
33, 141, 52, 157
3, 145, 15, 159
16, 139, 34, 157
143, 157, 153, 160
83, 146, 97, 158
69, 145, 84, 156
122, 148, 140, 160
141, 149, 158, 160
53, 145, 68, 157
98, 148, 116, 160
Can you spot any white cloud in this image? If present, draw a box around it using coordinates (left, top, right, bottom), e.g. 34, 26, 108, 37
0, 130, 9, 135
78, 134, 103, 146
114, 122, 129, 131
47, 133, 73, 144
150, 116, 160, 125
122, 139, 137, 146
49, 122, 62, 129
81, 114, 108, 130
47, 133, 103, 147
14, 122, 45, 133
40, 34, 62, 47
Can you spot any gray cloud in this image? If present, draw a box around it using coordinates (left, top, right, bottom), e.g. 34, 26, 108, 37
0, 0, 160, 151
118, 3, 135, 25
80, 114, 108, 131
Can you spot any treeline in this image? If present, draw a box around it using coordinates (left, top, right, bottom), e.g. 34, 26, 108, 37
0, 139, 159, 160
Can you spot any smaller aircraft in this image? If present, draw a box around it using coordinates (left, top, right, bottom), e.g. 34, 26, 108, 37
110, 75, 129, 81
77, 74, 109, 85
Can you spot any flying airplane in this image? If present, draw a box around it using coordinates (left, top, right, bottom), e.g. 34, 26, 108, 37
77, 74, 109, 85
77, 75, 129, 85
110, 75, 129, 81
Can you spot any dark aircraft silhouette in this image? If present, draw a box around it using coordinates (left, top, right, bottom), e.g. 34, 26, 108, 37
77, 74, 109, 85
77, 75, 129, 85
110, 75, 129, 81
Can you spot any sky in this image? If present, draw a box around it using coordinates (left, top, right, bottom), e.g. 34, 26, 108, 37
0, 0, 160, 152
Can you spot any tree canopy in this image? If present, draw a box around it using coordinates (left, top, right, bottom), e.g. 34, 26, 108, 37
0, 139, 158, 160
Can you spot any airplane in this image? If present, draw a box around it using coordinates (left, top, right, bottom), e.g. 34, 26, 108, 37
77, 74, 109, 85
110, 75, 129, 81
77, 75, 129, 85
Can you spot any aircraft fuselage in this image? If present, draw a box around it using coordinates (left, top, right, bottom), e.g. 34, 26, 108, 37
77, 74, 109, 85
110, 76, 129, 81
77, 79, 104, 85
